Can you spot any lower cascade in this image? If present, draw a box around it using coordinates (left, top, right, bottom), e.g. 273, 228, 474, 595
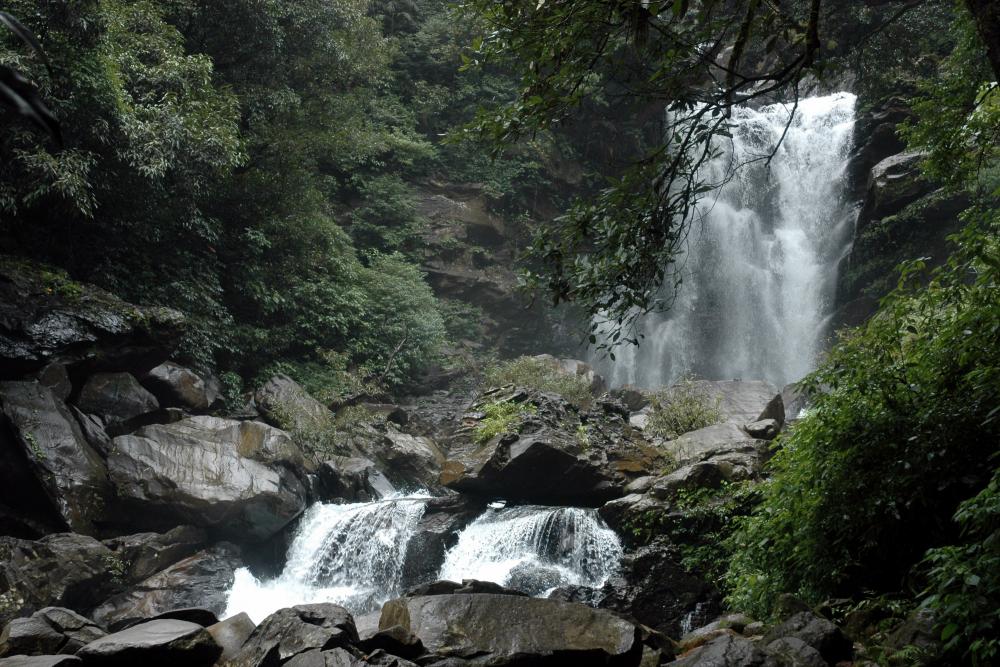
225, 496, 430, 622
224, 499, 623, 622
439, 505, 622, 596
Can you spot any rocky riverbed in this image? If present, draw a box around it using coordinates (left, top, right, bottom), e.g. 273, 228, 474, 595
0, 261, 889, 666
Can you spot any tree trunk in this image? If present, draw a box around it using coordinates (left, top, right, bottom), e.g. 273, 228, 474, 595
964, 0, 1000, 81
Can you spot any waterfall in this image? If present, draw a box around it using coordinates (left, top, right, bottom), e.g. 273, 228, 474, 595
597, 92, 858, 389
225, 501, 624, 622
438, 506, 623, 596
225, 496, 429, 622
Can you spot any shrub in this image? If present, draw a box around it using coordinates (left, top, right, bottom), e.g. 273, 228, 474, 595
646, 377, 722, 439
474, 400, 537, 444
482, 356, 593, 406
725, 220, 1000, 620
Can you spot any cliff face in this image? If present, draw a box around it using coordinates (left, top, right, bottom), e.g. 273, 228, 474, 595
834, 98, 968, 328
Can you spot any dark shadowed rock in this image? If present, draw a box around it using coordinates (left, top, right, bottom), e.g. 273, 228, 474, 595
225, 604, 358, 667
599, 538, 720, 639
0, 257, 184, 379
668, 633, 768, 666
76, 372, 159, 428
380, 594, 641, 665
75, 619, 221, 666
89, 543, 242, 630
354, 428, 445, 492
102, 526, 208, 583
611, 385, 650, 412
206, 613, 256, 664
35, 364, 72, 402
314, 457, 395, 503
0, 534, 119, 626
0, 608, 104, 657
882, 607, 940, 660
404, 579, 527, 598
141, 362, 211, 412
763, 612, 852, 665
107, 417, 307, 540
0, 382, 110, 535
359, 625, 424, 661
399, 497, 484, 589
756, 393, 785, 427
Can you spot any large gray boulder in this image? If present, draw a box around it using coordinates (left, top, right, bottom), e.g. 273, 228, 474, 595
358, 428, 444, 492
140, 362, 211, 412
664, 422, 769, 474
762, 612, 852, 665
107, 417, 307, 540
76, 373, 159, 427
0, 533, 120, 626
0, 608, 104, 657
684, 381, 781, 426
90, 543, 242, 630
205, 613, 256, 664
668, 632, 768, 666
75, 619, 221, 666
442, 390, 661, 505
0, 381, 110, 535
0, 656, 82, 666
225, 604, 358, 667
313, 457, 395, 503
0, 257, 185, 379
379, 594, 641, 665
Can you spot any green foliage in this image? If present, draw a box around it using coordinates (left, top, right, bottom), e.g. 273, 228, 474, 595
483, 356, 593, 406
646, 377, 722, 440
725, 219, 1000, 620
921, 468, 1000, 665
474, 399, 536, 444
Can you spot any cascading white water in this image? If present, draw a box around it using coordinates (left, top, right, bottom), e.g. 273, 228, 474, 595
597, 92, 858, 389
225, 496, 429, 622
438, 506, 623, 596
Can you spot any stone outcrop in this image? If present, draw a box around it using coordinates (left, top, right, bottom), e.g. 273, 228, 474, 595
0, 608, 104, 657
107, 417, 307, 540
75, 372, 160, 428
0, 257, 184, 380
0, 382, 110, 536
225, 604, 358, 667
442, 389, 661, 505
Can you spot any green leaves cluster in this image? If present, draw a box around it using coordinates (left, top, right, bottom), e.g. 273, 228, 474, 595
474, 399, 537, 444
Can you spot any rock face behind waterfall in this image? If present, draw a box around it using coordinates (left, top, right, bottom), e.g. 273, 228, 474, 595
441, 388, 662, 505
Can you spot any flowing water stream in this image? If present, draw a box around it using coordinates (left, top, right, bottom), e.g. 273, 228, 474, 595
225, 499, 622, 622
595, 92, 858, 389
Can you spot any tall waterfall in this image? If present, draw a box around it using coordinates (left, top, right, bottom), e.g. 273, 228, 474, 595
439, 506, 623, 596
225, 497, 429, 622
597, 92, 858, 389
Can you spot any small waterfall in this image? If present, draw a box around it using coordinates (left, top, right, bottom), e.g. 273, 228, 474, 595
597, 92, 858, 389
225, 496, 429, 622
439, 506, 623, 596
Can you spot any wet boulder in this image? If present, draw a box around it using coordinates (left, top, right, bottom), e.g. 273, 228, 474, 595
0, 534, 120, 625
668, 633, 768, 666
649, 463, 727, 501
442, 389, 661, 505
379, 594, 642, 666
0, 608, 104, 658
89, 543, 242, 630
744, 419, 780, 440
225, 604, 358, 667
356, 427, 445, 492
76, 372, 159, 428
0, 656, 82, 666
0, 257, 184, 379
0, 381, 110, 535
102, 526, 208, 583
664, 422, 769, 473
399, 496, 484, 589
107, 417, 307, 540
75, 619, 221, 666
313, 457, 395, 503
140, 363, 211, 412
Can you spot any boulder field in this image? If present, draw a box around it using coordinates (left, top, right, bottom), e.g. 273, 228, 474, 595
1, 262, 872, 666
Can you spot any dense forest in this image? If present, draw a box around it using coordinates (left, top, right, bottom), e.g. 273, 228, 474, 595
1, 1, 998, 666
